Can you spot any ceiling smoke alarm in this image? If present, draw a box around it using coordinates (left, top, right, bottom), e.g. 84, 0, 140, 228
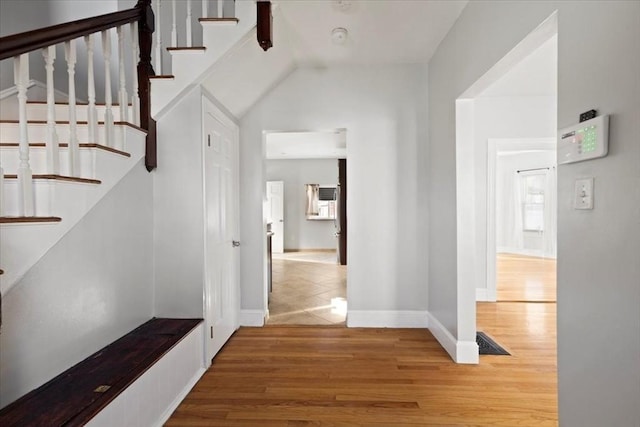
332, 1, 353, 13
331, 27, 348, 45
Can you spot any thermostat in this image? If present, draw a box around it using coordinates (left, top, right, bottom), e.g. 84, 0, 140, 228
558, 115, 609, 164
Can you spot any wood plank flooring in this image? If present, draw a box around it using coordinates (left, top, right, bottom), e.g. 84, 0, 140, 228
167, 303, 557, 426
497, 253, 556, 302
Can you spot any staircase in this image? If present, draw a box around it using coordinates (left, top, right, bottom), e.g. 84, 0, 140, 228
0, 0, 260, 296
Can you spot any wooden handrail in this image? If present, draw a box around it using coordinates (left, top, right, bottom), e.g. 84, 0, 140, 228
0, 9, 141, 61
0, 0, 158, 171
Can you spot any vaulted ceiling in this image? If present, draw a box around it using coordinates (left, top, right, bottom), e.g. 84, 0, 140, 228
202, 0, 468, 118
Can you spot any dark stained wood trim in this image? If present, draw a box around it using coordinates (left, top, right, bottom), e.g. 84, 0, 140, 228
0, 8, 142, 60
338, 159, 347, 266
167, 47, 206, 51
0, 318, 203, 426
0, 143, 131, 157
149, 75, 175, 79
198, 17, 239, 23
4, 174, 101, 185
26, 101, 132, 107
0, 216, 62, 224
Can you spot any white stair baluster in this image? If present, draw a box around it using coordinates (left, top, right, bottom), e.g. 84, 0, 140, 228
85, 34, 99, 145
42, 45, 60, 175
130, 21, 140, 126
117, 26, 129, 123
186, 0, 192, 47
218, 0, 223, 18
102, 30, 115, 148
155, 0, 163, 73
171, 0, 177, 47
202, 0, 208, 18
14, 53, 34, 216
64, 40, 80, 177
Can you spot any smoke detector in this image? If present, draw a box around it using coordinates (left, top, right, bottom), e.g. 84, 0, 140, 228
332, 1, 353, 13
331, 27, 348, 45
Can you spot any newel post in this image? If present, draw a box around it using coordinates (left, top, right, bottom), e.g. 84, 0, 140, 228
136, 0, 157, 171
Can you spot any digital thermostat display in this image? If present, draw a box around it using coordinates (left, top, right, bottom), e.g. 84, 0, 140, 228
558, 115, 609, 164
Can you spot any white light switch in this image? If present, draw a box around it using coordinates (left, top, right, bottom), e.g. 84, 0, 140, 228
574, 178, 594, 210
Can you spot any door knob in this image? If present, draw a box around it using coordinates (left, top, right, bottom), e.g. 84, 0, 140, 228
232, 241, 241, 247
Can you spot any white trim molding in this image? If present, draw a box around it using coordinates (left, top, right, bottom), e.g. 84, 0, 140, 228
240, 309, 266, 327
155, 367, 206, 427
346, 310, 429, 328
476, 288, 497, 302
427, 312, 479, 364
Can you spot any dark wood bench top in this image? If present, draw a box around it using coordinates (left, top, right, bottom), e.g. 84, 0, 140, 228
0, 318, 203, 427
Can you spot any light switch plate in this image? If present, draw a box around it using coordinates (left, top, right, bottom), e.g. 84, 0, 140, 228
574, 178, 594, 209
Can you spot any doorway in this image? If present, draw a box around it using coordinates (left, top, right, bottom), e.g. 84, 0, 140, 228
262, 129, 348, 325
455, 12, 558, 362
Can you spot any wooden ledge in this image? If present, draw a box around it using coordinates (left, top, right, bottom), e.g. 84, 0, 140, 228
0, 120, 147, 134
0, 318, 203, 426
199, 17, 239, 23
149, 75, 175, 79
167, 46, 206, 51
4, 174, 101, 184
26, 101, 133, 107
0, 216, 62, 224
0, 143, 131, 157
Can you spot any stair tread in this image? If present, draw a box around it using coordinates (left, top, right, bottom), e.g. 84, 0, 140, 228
26, 101, 133, 106
0, 142, 131, 157
199, 17, 239, 22
166, 46, 206, 51
0, 216, 62, 224
3, 174, 101, 184
149, 75, 175, 79
0, 119, 147, 133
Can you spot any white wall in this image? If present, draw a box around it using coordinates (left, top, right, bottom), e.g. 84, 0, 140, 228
0, 161, 154, 407
266, 159, 338, 250
153, 86, 206, 318
428, 1, 640, 425
240, 65, 428, 319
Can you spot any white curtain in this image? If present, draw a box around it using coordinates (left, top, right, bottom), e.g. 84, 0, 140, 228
511, 171, 524, 250
305, 184, 319, 216
543, 166, 557, 257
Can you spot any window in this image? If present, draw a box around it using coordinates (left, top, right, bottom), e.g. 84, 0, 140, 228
521, 173, 545, 231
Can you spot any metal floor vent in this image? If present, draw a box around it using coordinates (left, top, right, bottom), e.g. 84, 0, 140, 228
477, 331, 510, 355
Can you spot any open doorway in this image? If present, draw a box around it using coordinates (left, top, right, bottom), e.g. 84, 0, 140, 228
455, 12, 558, 362
263, 129, 347, 325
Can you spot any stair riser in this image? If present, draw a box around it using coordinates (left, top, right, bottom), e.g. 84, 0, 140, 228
0, 123, 141, 152
1, 147, 97, 177
25, 104, 134, 123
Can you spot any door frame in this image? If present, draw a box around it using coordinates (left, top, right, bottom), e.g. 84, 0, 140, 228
201, 94, 240, 365
486, 138, 556, 302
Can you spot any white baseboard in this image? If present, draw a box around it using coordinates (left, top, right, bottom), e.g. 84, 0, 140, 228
497, 247, 557, 259
154, 367, 206, 427
476, 288, 496, 302
346, 310, 429, 328
240, 309, 266, 326
427, 312, 478, 364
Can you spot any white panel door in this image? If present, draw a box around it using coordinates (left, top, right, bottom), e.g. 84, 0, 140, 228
267, 181, 284, 253
203, 98, 239, 363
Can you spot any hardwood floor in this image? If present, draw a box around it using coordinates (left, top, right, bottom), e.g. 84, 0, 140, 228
497, 253, 556, 302
268, 251, 347, 325
167, 303, 557, 426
